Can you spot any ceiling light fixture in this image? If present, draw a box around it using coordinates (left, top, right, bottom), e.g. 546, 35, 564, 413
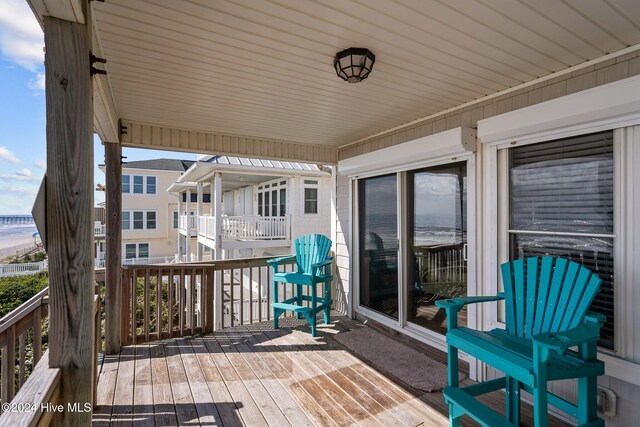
333, 48, 375, 83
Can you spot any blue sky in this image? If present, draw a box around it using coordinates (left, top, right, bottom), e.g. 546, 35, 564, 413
0, 0, 193, 215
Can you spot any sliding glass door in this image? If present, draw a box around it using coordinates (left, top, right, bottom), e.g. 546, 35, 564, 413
406, 162, 467, 334
358, 174, 399, 319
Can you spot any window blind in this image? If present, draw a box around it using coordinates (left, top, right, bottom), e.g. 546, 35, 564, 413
509, 131, 614, 350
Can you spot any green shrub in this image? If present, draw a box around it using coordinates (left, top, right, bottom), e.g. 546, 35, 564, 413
0, 272, 48, 318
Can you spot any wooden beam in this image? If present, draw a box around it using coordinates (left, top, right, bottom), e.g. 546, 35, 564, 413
120, 120, 338, 164
104, 142, 122, 354
44, 7, 94, 424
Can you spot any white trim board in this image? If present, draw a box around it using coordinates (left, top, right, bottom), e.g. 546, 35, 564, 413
478, 75, 640, 146
338, 127, 476, 177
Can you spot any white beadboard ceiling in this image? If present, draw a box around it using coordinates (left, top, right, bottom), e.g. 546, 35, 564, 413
92, 0, 640, 147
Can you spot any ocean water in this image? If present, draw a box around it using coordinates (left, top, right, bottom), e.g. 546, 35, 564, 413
0, 223, 38, 240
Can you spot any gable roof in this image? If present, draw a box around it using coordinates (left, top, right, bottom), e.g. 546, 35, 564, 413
121, 159, 195, 172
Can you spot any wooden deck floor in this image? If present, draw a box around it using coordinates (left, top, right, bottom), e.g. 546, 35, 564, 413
93, 315, 568, 426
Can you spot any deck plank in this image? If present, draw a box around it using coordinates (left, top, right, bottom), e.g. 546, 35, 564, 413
201, 332, 269, 427
148, 342, 178, 426
163, 339, 200, 424
110, 345, 135, 425
94, 313, 570, 427
175, 337, 223, 425
132, 344, 154, 426
93, 353, 119, 426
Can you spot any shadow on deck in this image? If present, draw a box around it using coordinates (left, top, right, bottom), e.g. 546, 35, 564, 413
92, 314, 569, 426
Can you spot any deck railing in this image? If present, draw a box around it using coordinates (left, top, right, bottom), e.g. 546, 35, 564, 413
94, 223, 105, 237
119, 255, 327, 344
0, 288, 48, 405
0, 261, 48, 277
222, 215, 290, 240
0, 292, 100, 425
179, 214, 198, 231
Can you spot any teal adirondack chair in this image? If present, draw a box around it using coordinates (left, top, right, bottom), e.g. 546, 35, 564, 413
267, 234, 333, 337
436, 257, 605, 427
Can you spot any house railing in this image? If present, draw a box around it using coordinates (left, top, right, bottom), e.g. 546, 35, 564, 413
119, 256, 319, 344
0, 291, 100, 424
222, 215, 290, 240
95, 256, 176, 269
0, 261, 48, 278
94, 223, 105, 237
179, 214, 198, 231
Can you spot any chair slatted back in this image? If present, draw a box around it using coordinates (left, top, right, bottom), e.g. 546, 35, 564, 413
500, 257, 602, 338
294, 234, 332, 274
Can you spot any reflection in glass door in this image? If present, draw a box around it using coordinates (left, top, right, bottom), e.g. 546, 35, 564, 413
359, 174, 398, 319
407, 162, 467, 335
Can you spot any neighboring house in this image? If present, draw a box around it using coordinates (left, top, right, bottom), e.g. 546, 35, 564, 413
167, 155, 332, 261
97, 159, 195, 264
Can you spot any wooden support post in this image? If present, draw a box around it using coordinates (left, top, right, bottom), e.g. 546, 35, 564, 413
177, 192, 184, 260
196, 182, 203, 261
104, 141, 122, 354
186, 188, 192, 261
45, 8, 95, 424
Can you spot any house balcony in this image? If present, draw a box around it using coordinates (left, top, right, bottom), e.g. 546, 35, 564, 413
94, 222, 106, 239
197, 215, 291, 251
179, 214, 198, 237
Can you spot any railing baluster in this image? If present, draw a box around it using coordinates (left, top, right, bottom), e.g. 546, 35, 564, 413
249, 267, 254, 324
33, 307, 42, 365
267, 265, 271, 321
168, 268, 174, 338
132, 269, 138, 344
179, 269, 185, 336
18, 333, 26, 387
2, 324, 16, 403
239, 267, 244, 325
190, 268, 196, 334
156, 269, 161, 339
219, 269, 225, 330
230, 268, 235, 327
258, 266, 263, 322
144, 269, 150, 342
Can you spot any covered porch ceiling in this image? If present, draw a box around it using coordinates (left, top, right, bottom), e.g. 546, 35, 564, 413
30, 0, 640, 163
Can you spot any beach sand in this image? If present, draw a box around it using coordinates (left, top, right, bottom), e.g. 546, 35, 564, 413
0, 234, 40, 261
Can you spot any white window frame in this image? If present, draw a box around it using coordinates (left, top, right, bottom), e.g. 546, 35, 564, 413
478, 75, 640, 385
302, 179, 319, 215
122, 174, 158, 195
121, 210, 158, 230
256, 178, 287, 217
172, 210, 179, 229
124, 242, 150, 260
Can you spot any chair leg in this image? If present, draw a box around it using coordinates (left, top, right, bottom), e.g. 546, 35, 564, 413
310, 288, 317, 337
506, 376, 521, 426
578, 342, 601, 426
449, 402, 460, 427
273, 279, 279, 330
447, 345, 459, 387
324, 281, 331, 324
533, 346, 549, 427
296, 284, 303, 319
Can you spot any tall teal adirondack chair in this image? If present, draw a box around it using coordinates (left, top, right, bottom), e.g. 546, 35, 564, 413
436, 257, 605, 427
267, 234, 333, 337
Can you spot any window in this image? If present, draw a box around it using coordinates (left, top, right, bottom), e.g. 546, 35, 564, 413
133, 211, 144, 229
122, 211, 157, 230
507, 131, 614, 350
146, 211, 156, 229
125, 243, 150, 260
122, 175, 130, 194
146, 176, 156, 194
122, 211, 130, 230
257, 179, 287, 216
181, 193, 211, 203
304, 180, 319, 214
172, 211, 179, 229
133, 175, 144, 194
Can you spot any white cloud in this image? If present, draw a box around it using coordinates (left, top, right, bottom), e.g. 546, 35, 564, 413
34, 159, 46, 169
0, 168, 37, 182
28, 71, 45, 92
0, 0, 43, 71
0, 146, 19, 164
0, 185, 36, 196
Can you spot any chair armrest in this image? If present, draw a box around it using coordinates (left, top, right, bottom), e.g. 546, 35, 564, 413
266, 255, 296, 266
435, 294, 505, 312
584, 311, 606, 325
532, 323, 601, 354
311, 257, 333, 269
